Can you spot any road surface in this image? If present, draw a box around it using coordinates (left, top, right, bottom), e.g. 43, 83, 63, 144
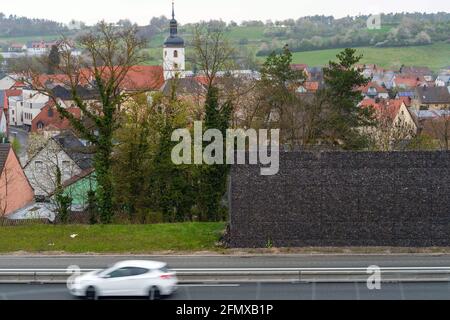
0, 282, 449, 300
1, 254, 450, 269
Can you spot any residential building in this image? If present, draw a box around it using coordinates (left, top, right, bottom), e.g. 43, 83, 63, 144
359, 82, 389, 99
8, 89, 49, 127
24, 131, 93, 196
31, 100, 82, 133
0, 76, 16, 90
413, 86, 450, 110
0, 143, 35, 217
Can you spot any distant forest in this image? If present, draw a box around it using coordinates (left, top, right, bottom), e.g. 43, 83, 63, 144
0, 13, 67, 37
116, 12, 450, 55
1, 11, 449, 54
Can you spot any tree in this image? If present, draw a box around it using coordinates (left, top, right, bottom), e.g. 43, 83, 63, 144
191, 23, 235, 221
257, 45, 306, 147
47, 45, 60, 74
112, 93, 155, 221
20, 22, 146, 223
322, 48, 375, 149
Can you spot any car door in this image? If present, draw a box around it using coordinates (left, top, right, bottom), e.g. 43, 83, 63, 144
100, 267, 136, 296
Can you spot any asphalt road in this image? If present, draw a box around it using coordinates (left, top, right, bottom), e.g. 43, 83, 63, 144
1, 282, 450, 300
1, 254, 450, 269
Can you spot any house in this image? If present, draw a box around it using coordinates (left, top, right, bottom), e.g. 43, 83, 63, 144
291, 64, 309, 78
8, 89, 49, 127
24, 131, 94, 196
296, 81, 320, 93
413, 86, 450, 110
393, 76, 422, 90
31, 100, 81, 133
359, 82, 389, 99
0, 143, 35, 217
435, 74, 450, 87
0, 76, 16, 90
59, 168, 96, 212
8, 43, 26, 52
0, 105, 7, 136
400, 66, 433, 81
410, 109, 450, 149
360, 98, 417, 149
4, 89, 22, 127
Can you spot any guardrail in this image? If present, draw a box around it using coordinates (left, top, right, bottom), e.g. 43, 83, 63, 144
0, 267, 449, 284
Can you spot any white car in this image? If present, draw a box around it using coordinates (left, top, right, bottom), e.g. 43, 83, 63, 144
69, 260, 178, 300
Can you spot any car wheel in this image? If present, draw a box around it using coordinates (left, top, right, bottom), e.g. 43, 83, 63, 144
86, 286, 98, 300
148, 286, 161, 300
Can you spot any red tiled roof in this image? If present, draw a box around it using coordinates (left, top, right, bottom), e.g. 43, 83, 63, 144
359, 82, 388, 94
304, 81, 319, 92
291, 64, 308, 71
31, 101, 81, 133
361, 98, 407, 121
394, 76, 423, 88
34, 65, 164, 91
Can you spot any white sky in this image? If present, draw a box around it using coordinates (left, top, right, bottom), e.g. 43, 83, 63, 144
1, 0, 449, 25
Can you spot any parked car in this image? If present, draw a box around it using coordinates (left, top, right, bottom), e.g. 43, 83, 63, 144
69, 260, 178, 300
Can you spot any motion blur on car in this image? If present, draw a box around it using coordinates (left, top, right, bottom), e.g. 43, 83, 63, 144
69, 260, 178, 300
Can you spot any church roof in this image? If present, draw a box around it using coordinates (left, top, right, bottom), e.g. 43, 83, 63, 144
164, 35, 184, 47
164, 2, 184, 47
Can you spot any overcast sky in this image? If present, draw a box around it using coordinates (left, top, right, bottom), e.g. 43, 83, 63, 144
1, 0, 449, 25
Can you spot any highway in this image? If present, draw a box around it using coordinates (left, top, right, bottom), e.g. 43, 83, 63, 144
1, 282, 450, 300
2, 254, 450, 269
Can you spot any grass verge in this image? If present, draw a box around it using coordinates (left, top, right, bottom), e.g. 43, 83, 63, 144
0, 223, 226, 254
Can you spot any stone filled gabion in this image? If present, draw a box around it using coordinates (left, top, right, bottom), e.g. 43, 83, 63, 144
229, 151, 450, 248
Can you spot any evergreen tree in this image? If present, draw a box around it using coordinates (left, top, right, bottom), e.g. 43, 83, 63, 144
197, 87, 232, 222
322, 48, 375, 149
47, 45, 60, 74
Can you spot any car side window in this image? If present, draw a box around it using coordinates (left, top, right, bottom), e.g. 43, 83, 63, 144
130, 267, 149, 276
108, 267, 149, 278
108, 267, 134, 278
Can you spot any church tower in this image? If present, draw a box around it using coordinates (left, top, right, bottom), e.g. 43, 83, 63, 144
163, 1, 185, 80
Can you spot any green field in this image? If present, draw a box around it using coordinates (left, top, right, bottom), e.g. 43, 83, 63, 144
0, 223, 225, 253
290, 43, 450, 71
0, 35, 62, 44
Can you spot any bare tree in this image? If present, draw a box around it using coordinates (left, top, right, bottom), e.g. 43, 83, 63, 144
16, 22, 147, 223
191, 23, 236, 88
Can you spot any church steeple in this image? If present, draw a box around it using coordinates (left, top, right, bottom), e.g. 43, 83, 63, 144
164, 1, 184, 46
163, 0, 185, 80
172, 1, 175, 20
169, 1, 178, 37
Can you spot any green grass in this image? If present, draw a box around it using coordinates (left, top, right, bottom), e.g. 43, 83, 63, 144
0, 35, 61, 44
0, 223, 226, 254
290, 43, 450, 71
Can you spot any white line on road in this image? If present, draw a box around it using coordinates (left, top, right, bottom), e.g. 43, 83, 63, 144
179, 284, 241, 287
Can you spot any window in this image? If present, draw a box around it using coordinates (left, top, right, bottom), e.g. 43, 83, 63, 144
174, 50, 178, 58
48, 108, 54, 117
35, 161, 43, 170
164, 50, 167, 57
107, 267, 148, 278
174, 63, 179, 69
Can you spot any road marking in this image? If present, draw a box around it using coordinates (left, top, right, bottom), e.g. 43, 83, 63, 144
179, 284, 240, 287
255, 282, 261, 300
311, 282, 316, 300
399, 282, 406, 300
355, 282, 360, 300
